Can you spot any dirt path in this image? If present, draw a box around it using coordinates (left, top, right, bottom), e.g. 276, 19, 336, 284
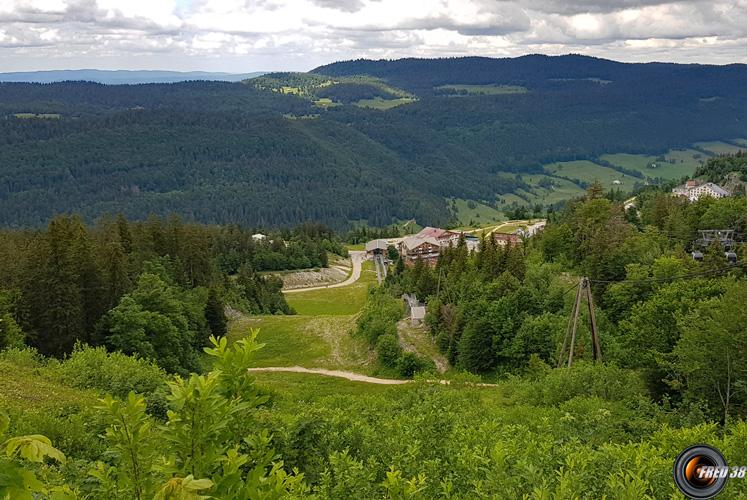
248, 366, 498, 387
284, 251, 366, 294
248, 366, 409, 384
397, 320, 449, 373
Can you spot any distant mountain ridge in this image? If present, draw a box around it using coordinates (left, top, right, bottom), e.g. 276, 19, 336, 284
1, 54, 747, 229
312, 54, 747, 94
0, 69, 266, 85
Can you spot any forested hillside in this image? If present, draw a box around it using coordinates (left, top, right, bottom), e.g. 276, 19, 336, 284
2, 55, 747, 228
0, 215, 345, 370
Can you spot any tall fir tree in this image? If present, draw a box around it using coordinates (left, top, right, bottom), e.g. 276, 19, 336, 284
205, 287, 228, 338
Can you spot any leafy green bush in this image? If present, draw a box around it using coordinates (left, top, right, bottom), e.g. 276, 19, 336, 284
0, 313, 24, 350
54, 344, 168, 400
0, 345, 42, 367
375, 334, 401, 367
511, 362, 648, 406
396, 352, 434, 377
355, 288, 402, 345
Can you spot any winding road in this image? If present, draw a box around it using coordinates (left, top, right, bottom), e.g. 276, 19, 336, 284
283, 251, 366, 294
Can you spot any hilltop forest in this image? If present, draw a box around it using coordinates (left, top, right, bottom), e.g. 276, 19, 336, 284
2, 55, 747, 228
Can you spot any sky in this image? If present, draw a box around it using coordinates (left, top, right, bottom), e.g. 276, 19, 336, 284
1, 0, 747, 72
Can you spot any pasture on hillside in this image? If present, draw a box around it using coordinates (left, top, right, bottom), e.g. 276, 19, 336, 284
500, 174, 587, 207
694, 140, 746, 155
450, 198, 505, 228
435, 84, 528, 95
354, 97, 417, 109
544, 160, 639, 191
229, 260, 381, 374
600, 150, 704, 180
284, 260, 377, 316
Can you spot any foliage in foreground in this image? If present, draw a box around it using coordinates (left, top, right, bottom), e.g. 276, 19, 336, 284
1, 333, 310, 499
5, 339, 747, 498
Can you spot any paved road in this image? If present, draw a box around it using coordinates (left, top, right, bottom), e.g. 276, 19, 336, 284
283, 251, 366, 294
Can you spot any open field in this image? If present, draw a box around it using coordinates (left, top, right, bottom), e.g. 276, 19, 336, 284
600, 150, 704, 180
313, 98, 340, 108
0, 359, 96, 411
694, 141, 746, 155
544, 160, 639, 191
523, 174, 585, 204
252, 370, 397, 402
450, 198, 505, 228
13, 113, 61, 119
496, 174, 586, 207
436, 84, 528, 95
354, 97, 417, 109
229, 260, 378, 372
230, 315, 373, 371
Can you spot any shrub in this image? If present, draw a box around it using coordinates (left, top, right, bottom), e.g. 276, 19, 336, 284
513, 362, 648, 406
375, 334, 402, 367
396, 352, 434, 378
355, 288, 403, 345
0, 345, 42, 368
54, 344, 168, 400
0, 313, 25, 350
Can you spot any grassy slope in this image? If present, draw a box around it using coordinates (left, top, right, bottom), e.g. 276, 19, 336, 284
450, 198, 505, 228
545, 160, 638, 191
601, 149, 704, 180
435, 84, 528, 95
0, 359, 96, 411
694, 141, 746, 155
229, 261, 378, 372
285, 260, 376, 315
354, 97, 417, 110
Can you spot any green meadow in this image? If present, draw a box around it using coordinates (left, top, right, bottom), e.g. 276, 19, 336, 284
450, 198, 505, 227
354, 97, 417, 109
229, 260, 379, 372
284, 260, 376, 316
600, 149, 704, 180
694, 141, 746, 155
544, 160, 638, 191
436, 84, 528, 95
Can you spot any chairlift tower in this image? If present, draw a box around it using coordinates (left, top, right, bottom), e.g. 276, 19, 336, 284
691, 229, 737, 263
694, 229, 735, 249
557, 277, 602, 368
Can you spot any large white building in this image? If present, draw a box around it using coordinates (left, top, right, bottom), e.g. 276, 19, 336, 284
672, 180, 730, 202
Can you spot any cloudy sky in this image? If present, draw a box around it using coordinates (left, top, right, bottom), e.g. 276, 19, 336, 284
1, 0, 746, 72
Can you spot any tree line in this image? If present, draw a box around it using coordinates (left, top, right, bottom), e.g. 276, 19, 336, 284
0, 215, 345, 373
386, 181, 746, 422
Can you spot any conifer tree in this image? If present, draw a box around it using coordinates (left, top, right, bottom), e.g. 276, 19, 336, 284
205, 288, 228, 338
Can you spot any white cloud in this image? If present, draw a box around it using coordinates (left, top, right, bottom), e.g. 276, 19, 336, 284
0, 0, 746, 71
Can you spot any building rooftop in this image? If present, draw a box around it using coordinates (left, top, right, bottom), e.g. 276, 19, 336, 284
402, 236, 441, 251
365, 239, 389, 252
416, 226, 457, 239
411, 306, 426, 320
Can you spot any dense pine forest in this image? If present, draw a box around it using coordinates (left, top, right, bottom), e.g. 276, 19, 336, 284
2, 55, 747, 228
